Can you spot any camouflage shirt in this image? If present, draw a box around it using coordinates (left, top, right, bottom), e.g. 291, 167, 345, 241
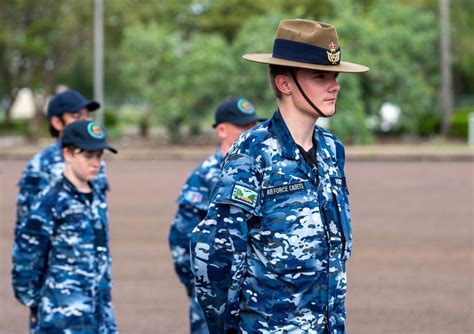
15, 140, 109, 236
12, 176, 118, 333
169, 150, 223, 334
191, 110, 352, 334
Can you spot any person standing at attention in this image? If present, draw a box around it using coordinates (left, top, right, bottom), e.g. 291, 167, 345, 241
15, 89, 109, 239
169, 97, 264, 333
190, 19, 369, 333
12, 120, 119, 333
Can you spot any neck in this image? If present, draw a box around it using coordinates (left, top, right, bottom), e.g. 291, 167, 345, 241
220, 142, 231, 156
278, 100, 317, 151
64, 168, 92, 193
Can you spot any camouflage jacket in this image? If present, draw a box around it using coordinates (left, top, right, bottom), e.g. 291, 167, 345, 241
12, 176, 118, 333
15, 140, 109, 236
191, 110, 352, 334
169, 149, 224, 296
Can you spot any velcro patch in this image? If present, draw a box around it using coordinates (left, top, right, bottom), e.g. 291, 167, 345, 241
264, 182, 306, 196
231, 184, 258, 208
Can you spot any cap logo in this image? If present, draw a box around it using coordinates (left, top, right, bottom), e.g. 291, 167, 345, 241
326, 42, 340, 65
237, 98, 255, 115
87, 122, 105, 139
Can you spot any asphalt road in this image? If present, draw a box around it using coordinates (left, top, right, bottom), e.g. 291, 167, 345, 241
1, 158, 472, 333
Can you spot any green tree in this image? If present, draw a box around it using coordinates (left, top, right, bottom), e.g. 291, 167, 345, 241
0, 0, 94, 140
231, 12, 286, 117
119, 23, 234, 142
331, 1, 439, 138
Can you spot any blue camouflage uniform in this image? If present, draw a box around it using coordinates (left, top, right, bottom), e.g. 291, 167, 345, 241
191, 110, 352, 333
169, 150, 224, 334
12, 175, 118, 333
15, 140, 109, 236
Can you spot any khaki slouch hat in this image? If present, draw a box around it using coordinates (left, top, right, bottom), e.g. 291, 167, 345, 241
243, 19, 369, 73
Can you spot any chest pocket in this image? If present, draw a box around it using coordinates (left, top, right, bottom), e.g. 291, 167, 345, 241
53, 213, 95, 261
328, 176, 352, 260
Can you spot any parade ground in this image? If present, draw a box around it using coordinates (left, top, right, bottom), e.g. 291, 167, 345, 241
1, 154, 472, 333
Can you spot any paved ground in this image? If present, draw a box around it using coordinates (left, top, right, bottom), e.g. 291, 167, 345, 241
0, 157, 472, 333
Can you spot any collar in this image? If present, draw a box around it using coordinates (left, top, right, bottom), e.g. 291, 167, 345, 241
214, 149, 224, 164
61, 174, 95, 203
267, 109, 300, 160
268, 109, 337, 182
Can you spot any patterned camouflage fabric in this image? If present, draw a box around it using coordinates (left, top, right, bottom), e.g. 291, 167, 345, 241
15, 140, 109, 237
169, 150, 224, 334
12, 176, 118, 333
191, 110, 352, 333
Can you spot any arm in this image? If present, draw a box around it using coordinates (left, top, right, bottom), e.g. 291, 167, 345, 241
169, 204, 207, 296
15, 159, 49, 237
191, 203, 250, 334
12, 196, 55, 308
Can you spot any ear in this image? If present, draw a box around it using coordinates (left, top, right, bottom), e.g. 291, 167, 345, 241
50, 116, 65, 133
275, 74, 292, 96
215, 123, 227, 140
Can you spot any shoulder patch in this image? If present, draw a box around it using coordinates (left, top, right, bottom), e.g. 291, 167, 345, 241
184, 190, 203, 203
231, 184, 258, 208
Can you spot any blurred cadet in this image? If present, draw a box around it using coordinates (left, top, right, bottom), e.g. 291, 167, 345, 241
12, 120, 118, 333
15, 90, 109, 238
190, 19, 369, 333
169, 97, 264, 333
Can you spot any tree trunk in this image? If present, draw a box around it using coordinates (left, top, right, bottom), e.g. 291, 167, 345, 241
27, 92, 46, 143
4, 89, 19, 127
439, 0, 453, 137
139, 105, 154, 138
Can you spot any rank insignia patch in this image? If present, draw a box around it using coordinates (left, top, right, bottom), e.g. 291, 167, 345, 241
231, 184, 258, 208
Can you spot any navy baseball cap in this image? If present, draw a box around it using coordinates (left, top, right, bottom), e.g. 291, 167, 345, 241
47, 90, 100, 119
212, 97, 265, 128
61, 120, 117, 154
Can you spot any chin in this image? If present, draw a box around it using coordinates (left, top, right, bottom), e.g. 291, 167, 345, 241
323, 108, 337, 117
87, 173, 98, 181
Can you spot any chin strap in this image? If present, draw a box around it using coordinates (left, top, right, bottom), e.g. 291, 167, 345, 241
290, 69, 335, 118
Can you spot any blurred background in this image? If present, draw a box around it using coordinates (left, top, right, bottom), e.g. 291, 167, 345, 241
0, 0, 473, 145
0, 1, 473, 333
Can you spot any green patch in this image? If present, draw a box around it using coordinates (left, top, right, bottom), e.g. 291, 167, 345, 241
231, 184, 258, 208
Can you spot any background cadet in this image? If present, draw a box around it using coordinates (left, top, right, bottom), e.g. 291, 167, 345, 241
15, 89, 109, 238
190, 19, 369, 333
169, 97, 264, 334
12, 120, 118, 333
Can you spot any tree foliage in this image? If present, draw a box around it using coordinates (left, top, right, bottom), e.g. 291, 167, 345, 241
1, 0, 473, 142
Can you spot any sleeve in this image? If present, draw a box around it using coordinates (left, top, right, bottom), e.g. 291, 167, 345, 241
11, 195, 55, 307
169, 203, 207, 297
15, 159, 50, 237
190, 153, 260, 333
191, 203, 250, 334
334, 139, 349, 193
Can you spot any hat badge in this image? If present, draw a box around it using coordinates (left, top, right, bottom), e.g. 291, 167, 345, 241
87, 122, 105, 139
326, 42, 340, 65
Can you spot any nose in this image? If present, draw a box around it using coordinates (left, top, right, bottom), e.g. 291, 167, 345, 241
90, 156, 101, 167
78, 109, 92, 120
329, 77, 340, 93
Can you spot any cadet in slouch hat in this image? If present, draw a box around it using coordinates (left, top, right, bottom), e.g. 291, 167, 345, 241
191, 19, 368, 333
